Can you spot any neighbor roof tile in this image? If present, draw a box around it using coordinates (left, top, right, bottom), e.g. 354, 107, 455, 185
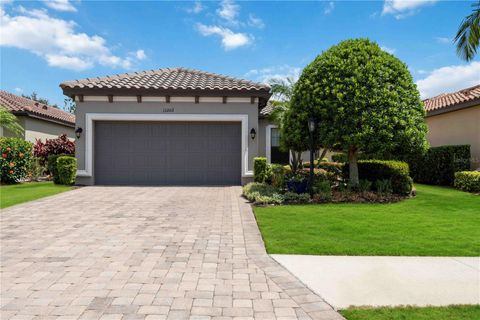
423, 84, 480, 114
0, 90, 75, 126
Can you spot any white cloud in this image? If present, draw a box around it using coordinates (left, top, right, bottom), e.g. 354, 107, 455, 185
435, 36, 451, 44
416, 62, 480, 98
217, 0, 239, 24
324, 1, 335, 15
14, 87, 22, 93
248, 14, 264, 29
244, 65, 302, 84
43, 0, 77, 12
134, 49, 146, 60
0, 6, 144, 71
380, 45, 396, 54
187, 1, 204, 14
382, 0, 437, 19
196, 23, 251, 50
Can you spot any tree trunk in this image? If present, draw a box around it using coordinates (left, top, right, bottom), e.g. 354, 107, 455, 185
348, 147, 359, 186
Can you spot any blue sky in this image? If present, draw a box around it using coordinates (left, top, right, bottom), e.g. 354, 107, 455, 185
1, 0, 479, 109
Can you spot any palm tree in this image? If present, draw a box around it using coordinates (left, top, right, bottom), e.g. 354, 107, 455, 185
268, 77, 295, 125
0, 106, 23, 136
455, 1, 480, 61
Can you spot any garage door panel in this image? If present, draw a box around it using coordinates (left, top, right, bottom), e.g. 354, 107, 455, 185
94, 121, 241, 185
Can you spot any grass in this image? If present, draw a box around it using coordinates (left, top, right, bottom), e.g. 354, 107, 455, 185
340, 305, 480, 320
1, 181, 73, 209
254, 184, 480, 256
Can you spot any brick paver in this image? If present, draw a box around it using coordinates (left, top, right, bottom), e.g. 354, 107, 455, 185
1, 187, 343, 319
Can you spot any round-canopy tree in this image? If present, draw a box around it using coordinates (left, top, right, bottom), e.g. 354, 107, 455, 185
288, 38, 428, 185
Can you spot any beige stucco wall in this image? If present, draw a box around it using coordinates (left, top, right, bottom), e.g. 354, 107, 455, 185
23, 117, 74, 142
426, 105, 480, 169
74, 100, 260, 185
0, 116, 74, 142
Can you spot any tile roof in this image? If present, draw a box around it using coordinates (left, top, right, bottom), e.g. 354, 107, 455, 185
60, 67, 271, 95
0, 90, 75, 126
259, 101, 274, 118
423, 84, 480, 114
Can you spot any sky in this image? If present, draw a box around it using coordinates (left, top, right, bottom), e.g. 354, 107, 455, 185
1, 0, 479, 109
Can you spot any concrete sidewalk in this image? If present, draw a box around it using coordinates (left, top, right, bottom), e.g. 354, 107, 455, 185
272, 255, 480, 309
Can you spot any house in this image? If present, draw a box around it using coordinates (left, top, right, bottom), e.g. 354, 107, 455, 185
60, 68, 273, 186
0, 90, 75, 142
423, 84, 480, 170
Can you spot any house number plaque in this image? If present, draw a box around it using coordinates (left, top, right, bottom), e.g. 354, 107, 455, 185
162, 107, 174, 113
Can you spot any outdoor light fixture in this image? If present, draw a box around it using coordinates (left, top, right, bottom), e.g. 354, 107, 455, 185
75, 127, 83, 139
250, 128, 256, 140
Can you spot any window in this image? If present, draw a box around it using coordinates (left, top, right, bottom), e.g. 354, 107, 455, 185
271, 128, 281, 147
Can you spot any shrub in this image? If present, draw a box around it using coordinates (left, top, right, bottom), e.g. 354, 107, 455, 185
283, 192, 310, 203
454, 171, 480, 193
270, 164, 286, 189
375, 179, 393, 194
332, 153, 347, 163
57, 156, 77, 185
254, 157, 270, 183
0, 137, 33, 184
28, 157, 46, 181
242, 183, 284, 204
34, 134, 75, 165
408, 145, 471, 186
358, 179, 373, 193
344, 160, 412, 195
47, 154, 67, 184
313, 179, 332, 202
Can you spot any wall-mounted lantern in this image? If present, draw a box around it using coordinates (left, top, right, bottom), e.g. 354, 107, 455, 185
250, 128, 256, 140
75, 127, 83, 139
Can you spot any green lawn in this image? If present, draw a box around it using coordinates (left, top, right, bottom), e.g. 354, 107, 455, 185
254, 184, 480, 256
1, 181, 74, 209
340, 305, 480, 320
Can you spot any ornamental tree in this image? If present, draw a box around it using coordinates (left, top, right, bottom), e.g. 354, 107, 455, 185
288, 38, 428, 185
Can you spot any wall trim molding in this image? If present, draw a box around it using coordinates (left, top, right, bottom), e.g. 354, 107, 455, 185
76, 96, 256, 104
78, 113, 252, 179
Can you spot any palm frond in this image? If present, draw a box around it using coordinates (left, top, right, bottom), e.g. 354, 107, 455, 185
0, 106, 24, 136
455, 1, 480, 61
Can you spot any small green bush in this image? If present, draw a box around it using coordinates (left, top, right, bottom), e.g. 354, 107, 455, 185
332, 153, 347, 163
0, 137, 32, 184
28, 157, 46, 181
344, 160, 412, 195
312, 179, 332, 202
358, 179, 373, 193
454, 171, 480, 193
57, 156, 77, 185
47, 154, 67, 184
409, 145, 471, 186
283, 192, 310, 203
254, 157, 270, 183
375, 179, 393, 194
270, 164, 286, 188
242, 182, 283, 204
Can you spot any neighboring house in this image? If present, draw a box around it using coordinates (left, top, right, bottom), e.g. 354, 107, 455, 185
0, 90, 75, 142
423, 84, 480, 170
60, 68, 272, 186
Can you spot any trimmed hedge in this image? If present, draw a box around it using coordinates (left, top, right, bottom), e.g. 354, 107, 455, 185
57, 156, 77, 185
454, 171, 480, 193
332, 153, 347, 163
253, 157, 270, 183
47, 154, 67, 184
242, 182, 283, 205
344, 160, 412, 195
409, 145, 470, 186
0, 137, 33, 184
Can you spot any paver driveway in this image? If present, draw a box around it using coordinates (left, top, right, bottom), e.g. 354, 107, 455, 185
1, 186, 343, 320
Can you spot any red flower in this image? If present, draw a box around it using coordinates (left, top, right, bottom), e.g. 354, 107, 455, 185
9, 170, 14, 174
1, 153, 6, 158
9, 162, 14, 167
6, 147, 11, 152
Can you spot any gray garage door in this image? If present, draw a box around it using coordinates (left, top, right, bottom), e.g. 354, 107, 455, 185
94, 121, 241, 185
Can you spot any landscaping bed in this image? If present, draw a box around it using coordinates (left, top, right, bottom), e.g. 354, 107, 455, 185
254, 184, 480, 256
340, 305, 480, 320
